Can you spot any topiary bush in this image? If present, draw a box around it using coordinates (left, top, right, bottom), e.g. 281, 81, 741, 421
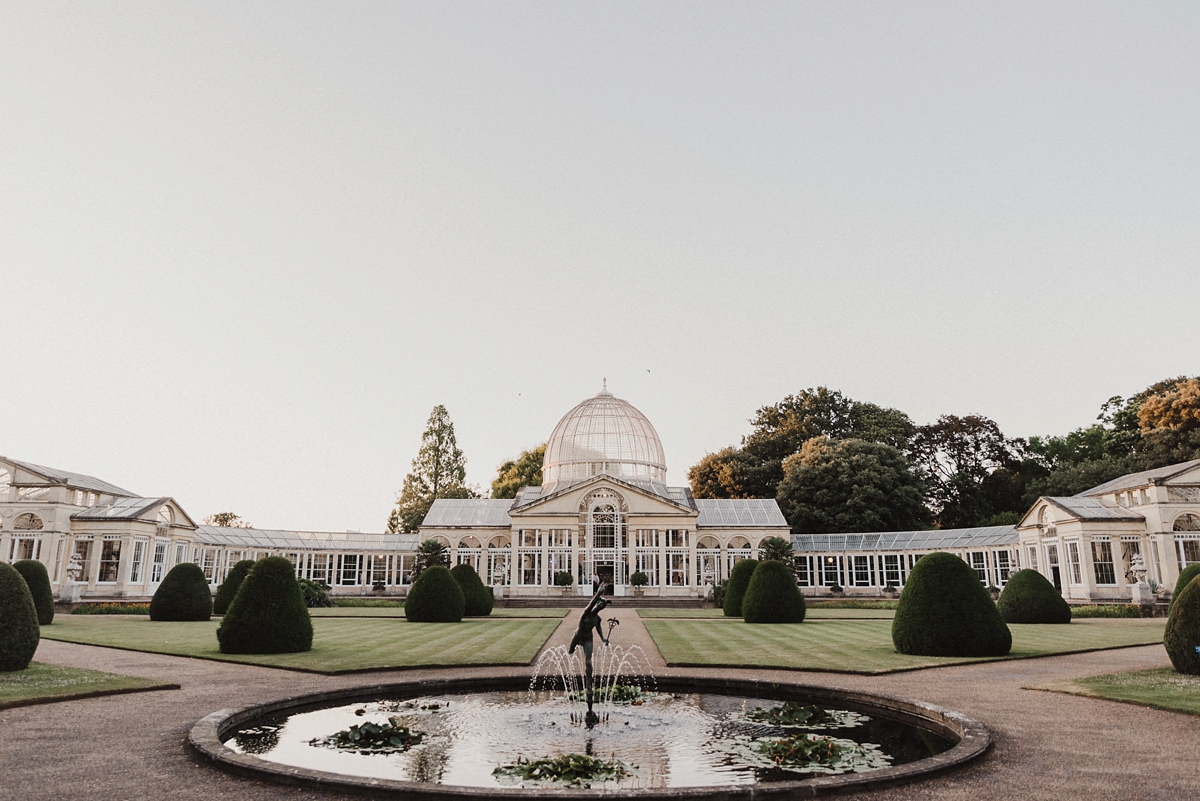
742, 559, 806, 624
0, 563, 40, 671
212, 559, 255, 616
723, 558, 759, 618
892, 552, 1012, 657
1170, 564, 1200, 612
149, 563, 212, 621
13, 559, 55, 625
630, 571, 649, 587
217, 557, 313, 654
450, 563, 493, 617
996, 569, 1071, 624
553, 571, 574, 587
1164, 575, 1200, 675
404, 565, 465, 623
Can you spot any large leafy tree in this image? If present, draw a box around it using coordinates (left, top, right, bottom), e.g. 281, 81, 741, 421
776, 438, 929, 534
203, 512, 252, 528
387, 405, 478, 534
491, 444, 545, 499
909, 415, 1025, 529
1138, 377, 1200, 465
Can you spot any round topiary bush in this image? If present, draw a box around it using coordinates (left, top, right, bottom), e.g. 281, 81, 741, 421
13, 559, 55, 625
450, 563, 493, 617
217, 557, 313, 654
630, 571, 649, 587
0, 563, 39, 671
1170, 564, 1200, 612
1164, 575, 1200, 675
212, 559, 256, 616
723, 558, 759, 618
404, 565, 465, 623
742, 559, 806, 624
892, 552, 1012, 657
996, 569, 1071, 624
149, 563, 213, 621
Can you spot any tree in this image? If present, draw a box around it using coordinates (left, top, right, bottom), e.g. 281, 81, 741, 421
491, 444, 545, 499
204, 512, 252, 528
387, 405, 479, 533
1138, 377, 1200, 465
757, 536, 795, 564
776, 438, 929, 534
411, 538, 449, 581
909, 415, 1025, 528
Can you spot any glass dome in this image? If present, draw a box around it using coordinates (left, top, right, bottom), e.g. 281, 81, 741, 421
542, 384, 667, 484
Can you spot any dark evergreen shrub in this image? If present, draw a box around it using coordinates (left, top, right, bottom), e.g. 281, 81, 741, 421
149, 563, 212, 621
723, 558, 758, 618
404, 565, 465, 623
742, 559, 806, 624
297, 578, 334, 607
217, 557, 313, 654
1164, 575, 1200, 675
213, 559, 255, 616
13, 559, 55, 625
0, 563, 40, 671
450, 563, 493, 617
892, 552, 1012, 657
630, 571, 649, 587
996, 569, 1071, 624
553, 571, 574, 587
1170, 564, 1200, 612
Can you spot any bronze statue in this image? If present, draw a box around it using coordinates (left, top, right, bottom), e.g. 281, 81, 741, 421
568, 586, 611, 722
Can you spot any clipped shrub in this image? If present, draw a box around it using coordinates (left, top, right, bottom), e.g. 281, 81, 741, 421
13, 560, 55, 625
1070, 604, 1142, 618
217, 557, 313, 654
630, 571, 649, 587
0, 563, 40, 671
1170, 564, 1200, 612
1164, 575, 1200, 675
149, 563, 212, 621
742, 559, 806, 624
450, 563, 493, 617
996, 569, 1071, 624
553, 571, 574, 587
212, 559, 255, 616
297, 578, 334, 608
404, 565, 465, 623
723, 558, 759, 618
892, 552, 1012, 657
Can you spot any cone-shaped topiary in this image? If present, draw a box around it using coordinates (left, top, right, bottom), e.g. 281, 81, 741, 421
213, 559, 255, 616
1170, 564, 1200, 612
742, 559, 806, 624
404, 565, 465, 622
217, 557, 313, 654
892, 552, 1012, 657
1164, 575, 1200, 675
0, 562, 40, 671
13, 560, 54, 625
996, 569, 1071, 624
149, 562, 213, 621
449, 563, 493, 617
723, 558, 759, 618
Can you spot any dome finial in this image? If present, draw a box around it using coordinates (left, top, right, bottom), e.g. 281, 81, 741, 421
601, 377, 609, 395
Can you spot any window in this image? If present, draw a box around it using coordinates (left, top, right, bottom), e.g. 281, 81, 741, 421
820, 555, 843, 587
1180, 539, 1200, 569
1025, 546, 1038, 571
75, 490, 85, 505
794, 555, 813, 587
129, 540, 147, 584
547, 529, 570, 548
338, 554, 361, 585
309, 553, 331, 584
697, 550, 721, 587
969, 552, 987, 584
1173, 513, 1200, 532
520, 529, 539, 547
13, 513, 44, 531
666, 552, 686, 586
1066, 542, 1083, 585
98, 540, 122, 582
635, 552, 659, 585
199, 549, 219, 583
11, 538, 38, 561
486, 549, 509, 586
882, 554, 902, 587
1120, 538, 1140, 583
591, 505, 617, 548
151, 543, 167, 583
519, 552, 541, 585
1092, 540, 1116, 585
175, 543, 187, 568
635, 530, 657, 548
852, 555, 873, 587
666, 530, 687, 548
993, 551, 1013, 584
73, 541, 93, 582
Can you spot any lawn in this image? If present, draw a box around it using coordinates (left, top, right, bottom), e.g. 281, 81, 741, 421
40, 615, 562, 674
310, 607, 567, 619
637, 608, 895, 620
1028, 667, 1200, 717
0, 661, 177, 709
643, 618, 1167, 674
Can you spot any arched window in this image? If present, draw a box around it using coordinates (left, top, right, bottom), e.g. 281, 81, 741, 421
13, 513, 43, 531
1174, 513, 1200, 532
157, 506, 174, 526
728, 536, 750, 549
583, 489, 626, 550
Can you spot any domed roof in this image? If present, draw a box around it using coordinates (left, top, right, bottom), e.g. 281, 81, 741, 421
542, 383, 667, 485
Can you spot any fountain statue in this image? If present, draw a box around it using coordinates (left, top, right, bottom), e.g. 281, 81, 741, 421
568, 586, 612, 724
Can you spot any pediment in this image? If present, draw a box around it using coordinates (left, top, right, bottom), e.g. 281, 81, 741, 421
509, 474, 696, 519
1163, 465, 1200, 486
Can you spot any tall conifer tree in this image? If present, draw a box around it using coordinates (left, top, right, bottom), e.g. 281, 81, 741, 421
387, 405, 477, 533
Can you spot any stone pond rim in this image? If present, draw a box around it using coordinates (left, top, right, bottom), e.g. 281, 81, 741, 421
189, 674, 991, 799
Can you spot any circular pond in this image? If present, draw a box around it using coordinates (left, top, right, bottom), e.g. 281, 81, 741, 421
191, 676, 990, 798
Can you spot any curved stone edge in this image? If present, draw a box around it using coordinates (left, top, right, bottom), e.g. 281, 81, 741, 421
189, 674, 991, 799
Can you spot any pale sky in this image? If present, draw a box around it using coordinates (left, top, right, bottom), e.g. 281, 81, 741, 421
2, 3, 1197, 532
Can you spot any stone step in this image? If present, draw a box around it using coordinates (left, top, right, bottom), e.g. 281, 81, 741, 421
499, 596, 707, 608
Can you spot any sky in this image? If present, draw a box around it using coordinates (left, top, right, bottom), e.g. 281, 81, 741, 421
2, 2, 1197, 532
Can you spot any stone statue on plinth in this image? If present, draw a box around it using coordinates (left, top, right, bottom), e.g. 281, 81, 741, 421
568, 586, 611, 723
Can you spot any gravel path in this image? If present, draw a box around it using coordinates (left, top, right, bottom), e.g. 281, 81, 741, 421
6, 610, 1197, 801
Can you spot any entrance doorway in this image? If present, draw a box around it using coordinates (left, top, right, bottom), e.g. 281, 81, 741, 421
1045, 545, 1062, 591
596, 564, 614, 592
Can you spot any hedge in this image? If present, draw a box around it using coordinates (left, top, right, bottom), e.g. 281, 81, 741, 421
0, 562, 40, 671
450, 563, 493, 617
742, 559, 806, 624
723, 558, 759, 618
149, 563, 212, 621
1164, 575, 1200, 675
996, 569, 1071, 624
13, 559, 55, 625
892, 552, 1012, 657
404, 566, 465, 623
213, 559, 256, 616
1170, 564, 1200, 612
217, 557, 313, 654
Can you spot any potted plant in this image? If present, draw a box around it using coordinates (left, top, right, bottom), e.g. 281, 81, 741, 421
553, 571, 574, 596
829, 584, 844, 595
630, 571, 649, 596
372, 579, 386, 595
883, 582, 898, 597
